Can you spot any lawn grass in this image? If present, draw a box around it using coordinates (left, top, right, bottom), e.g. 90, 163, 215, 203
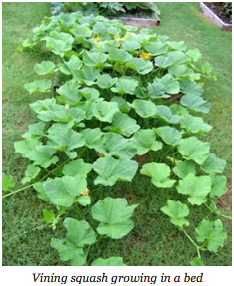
2, 2, 232, 266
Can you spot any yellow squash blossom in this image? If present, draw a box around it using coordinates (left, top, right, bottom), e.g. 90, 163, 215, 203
139, 52, 150, 59
93, 35, 100, 42
80, 188, 89, 196
97, 152, 105, 157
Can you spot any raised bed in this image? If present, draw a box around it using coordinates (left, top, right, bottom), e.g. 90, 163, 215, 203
200, 2, 232, 31
107, 14, 160, 27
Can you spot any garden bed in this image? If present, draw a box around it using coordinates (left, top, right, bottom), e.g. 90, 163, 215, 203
107, 14, 160, 27
200, 2, 232, 31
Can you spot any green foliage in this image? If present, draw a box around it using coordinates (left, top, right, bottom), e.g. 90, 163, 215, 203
2, 173, 15, 191
4, 9, 230, 266
52, 2, 161, 18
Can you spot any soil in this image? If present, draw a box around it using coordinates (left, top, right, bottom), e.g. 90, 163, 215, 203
205, 2, 232, 24
217, 182, 232, 213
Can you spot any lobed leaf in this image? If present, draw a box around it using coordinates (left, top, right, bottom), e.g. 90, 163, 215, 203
130, 129, 163, 155
104, 112, 140, 137
155, 126, 182, 146
161, 200, 190, 228
91, 197, 138, 239
176, 173, 211, 205
93, 157, 138, 186
177, 137, 210, 165
34, 61, 55, 75
2, 173, 15, 192
140, 163, 176, 188
195, 219, 227, 252
43, 175, 88, 207
172, 161, 196, 179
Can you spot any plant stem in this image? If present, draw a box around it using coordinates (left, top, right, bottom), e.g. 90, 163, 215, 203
205, 203, 232, 220
3, 223, 48, 242
2, 159, 69, 199
2, 183, 36, 199
182, 228, 201, 258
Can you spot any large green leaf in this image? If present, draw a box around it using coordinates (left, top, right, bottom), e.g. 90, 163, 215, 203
154, 74, 180, 94
140, 163, 176, 188
195, 219, 227, 252
59, 55, 83, 75
21, 164, 41, 185
111, 96, 131, 113
91, 197, 138, 239
209, 175, 227, 199
56, 79, 82, 104
155, 55, 174, 68
145, 42, 168, 56
51, 239, 86, 266
81, 128, 104, 149
14, 138, 42, 158
2, 173, 15, 192
43, 175, 87, 207
166, 40, 187, 51
34, 61, 55, 75
172, 161, 196, 179
122, 39, 141, 51
93, 157, 138, 186
180, 79, 203, 97
29, 98, 56, 113
71, 24, 92, 37
180, 113, 212, 135
79, 87, 100, 102
108, 47, 132, 64
186, 49, 202, 62
94, 132, 137, 159
155, 126, 182, 146
155, 105, 181, 124
59, 13, 77, 27
111, 76, 139, 95
200, 153, 226, 175
46, 31, 74, 57
22, 122, 46, 139
83, 50, 109, 69
126, 58, 153, 75
176, 174, 211, 205
177, 137, 210, 165
161, 200, 190, 228
74, 66, 100, 86
47, 125, 85, 159
167, 50, 190, 65
147, 82, 167, 99
130, 129, 163, 155
24, 79, 52, 94
169, 64, 198, 80
96, 74, 117, 89
91, 257, 127, 266
62, 159, 92, 178
36, 104, 72, 123
104, 112, 140, 137
92, 101, 119, 122
180, 95, 211, 114
26, 146, 59, 168
130, 99, 156, 118
51, 218, 96, 266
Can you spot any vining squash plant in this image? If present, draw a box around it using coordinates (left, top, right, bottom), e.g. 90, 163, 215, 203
3, 11, 231, 266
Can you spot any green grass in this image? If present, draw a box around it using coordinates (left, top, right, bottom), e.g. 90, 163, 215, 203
2, 2, 232, 266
